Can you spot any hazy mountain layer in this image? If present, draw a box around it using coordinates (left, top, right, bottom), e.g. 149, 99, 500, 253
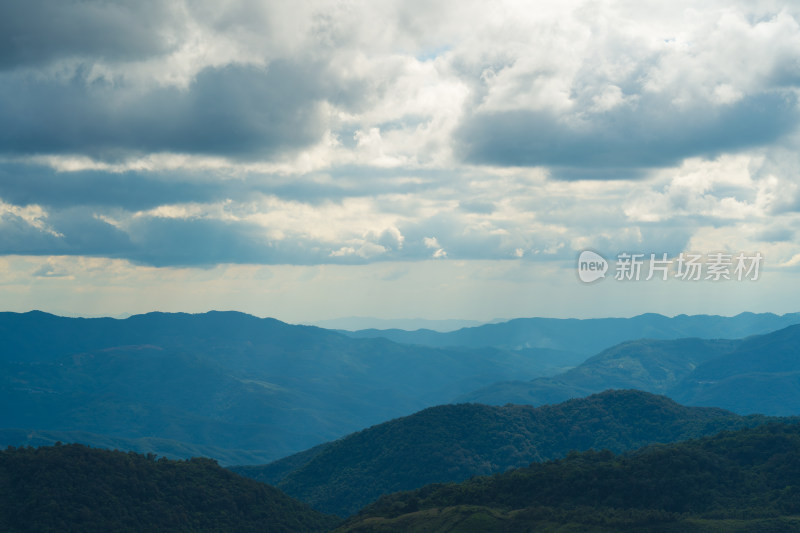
461, 324, 800, 416
0, 311, 563, 462
344, 312, 800, 355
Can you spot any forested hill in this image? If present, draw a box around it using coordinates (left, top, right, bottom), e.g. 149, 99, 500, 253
232, 390, 775, 516
339, 422, 800, 532
0, 444, 339, 533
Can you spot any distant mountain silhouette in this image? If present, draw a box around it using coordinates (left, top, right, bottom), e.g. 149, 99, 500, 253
461, 324, 800, 416
232, 390, 774, 516
343, 312, 800, 354
0, 311, 565, 462
311, 316, 486, 332
4, 310, 798, 467
674, 324, 800, 415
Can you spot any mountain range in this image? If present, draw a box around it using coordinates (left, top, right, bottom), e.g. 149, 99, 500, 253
310, 317, 488, 332
3, 310, 799, 466
461, 324, 800, 416
0, 311, 571, 462
343, 311, 800, 354
231, 390, 776, 516
4, 309, 800, 530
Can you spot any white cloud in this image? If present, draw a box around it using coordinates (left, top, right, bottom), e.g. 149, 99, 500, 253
423, 236, 441, 249
2, 0, 800, 318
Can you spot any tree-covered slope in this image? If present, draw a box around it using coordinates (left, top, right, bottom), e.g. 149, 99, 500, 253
338, 422, 800, 532
0, 428, 277, 466
0, 443, 340, 533
232, 390, 774, 516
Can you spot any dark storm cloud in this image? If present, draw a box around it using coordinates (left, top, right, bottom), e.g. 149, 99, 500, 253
46, 208, 135, 255
124, 216, 280, 267
456, 92, 799, 178
0, 201, 519, 267
0, 208, 330, 267
0, 0, 178, 69
0, 164, 229, 210
0, 207, 131, 257
0, 61, 329, 160
0, 163, 446, 211
0, 212, 63, 254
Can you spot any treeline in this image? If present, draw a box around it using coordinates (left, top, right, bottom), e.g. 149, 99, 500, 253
0, 443, 339, 532
234, 390, 775, 516
339, 422, 800, 532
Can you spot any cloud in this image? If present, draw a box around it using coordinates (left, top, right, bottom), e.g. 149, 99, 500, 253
0, 61, 336, 160
0, 0, 180, 69
0, 164, 230, 210
0, 162, 451, 213
450, 4, 800, 177
456, 92, 799, 177
0, 0, 799, 278
32, 261, 71, 278
0, 152, 787, 268
0, 211, 63, 254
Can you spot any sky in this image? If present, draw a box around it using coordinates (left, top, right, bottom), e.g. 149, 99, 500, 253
1, 0, 799, 324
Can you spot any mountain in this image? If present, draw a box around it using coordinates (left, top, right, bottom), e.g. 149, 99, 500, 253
0, 443, 339, 533
343, 312, 800, 355
0, 311, 563, 463
0, 429, 275, 466
231, 390, 774, 516
460, 324, 800, 417
674, 324, 800, 415
310, 317, 487, 332
338, 422, 800, 532
460, 337, 738, 406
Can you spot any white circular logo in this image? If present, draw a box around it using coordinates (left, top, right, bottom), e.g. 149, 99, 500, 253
577, 250, 608, 283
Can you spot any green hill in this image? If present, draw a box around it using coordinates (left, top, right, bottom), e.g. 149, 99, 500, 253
0, 428, 276, 466
231, 390, 774, 516
0, 443, 339, 533
338, 422, 800, 532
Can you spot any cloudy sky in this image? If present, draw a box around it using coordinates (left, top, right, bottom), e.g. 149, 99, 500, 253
1, 0, 799, 324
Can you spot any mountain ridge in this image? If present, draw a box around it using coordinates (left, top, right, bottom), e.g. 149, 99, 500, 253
0, 310, 565, 462
231, 389, 777, 516
338, 421, 800, 532
342, 311, 800, 354
461, 324, 800, 416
